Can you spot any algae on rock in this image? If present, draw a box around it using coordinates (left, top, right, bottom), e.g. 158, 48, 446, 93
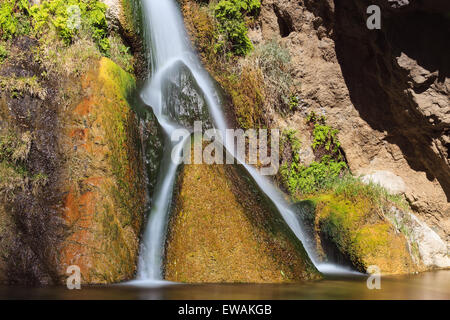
295, 193, 418, 275
164, 160, 321, 283
59, 57, 146, 284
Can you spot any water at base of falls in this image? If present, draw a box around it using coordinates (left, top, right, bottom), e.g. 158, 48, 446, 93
136, 0, 353, 282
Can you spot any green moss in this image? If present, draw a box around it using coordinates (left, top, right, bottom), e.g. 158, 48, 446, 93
97, 57, 144, 227
297, 179, 416, 274
165, 161, 321, 283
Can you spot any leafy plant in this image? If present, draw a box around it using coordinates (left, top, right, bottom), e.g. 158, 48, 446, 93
289, 95, 299, 111
214, 0, 261, 56
0, 0, 31, 39
306, 112, 342, 156
306, 111, 325, 125
279, 126, 347, 197
312, 124, 341, 153
30, 0, 109, 52
281, 154, 347, 195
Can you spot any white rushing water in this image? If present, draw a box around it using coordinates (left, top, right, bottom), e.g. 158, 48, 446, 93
137, 0, 350, 280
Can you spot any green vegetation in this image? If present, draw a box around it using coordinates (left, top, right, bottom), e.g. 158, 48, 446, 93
0, 0, 112, 53
108, 35, 135, 73
326, 174, 409, 209
184, 2, 295, 128
30, 0, 109, 52
0, 0, 31, 39
280, 114, 347, 197
298, 176, 415, 273
307, 112, 341, 154
281, 155, 347, 195
216, 39, 294, 129
0, 129, 32, 200
214, 0, 261, 56
311, 124, 341, 153
0, 44, 7, 63
289, 95, 299, 111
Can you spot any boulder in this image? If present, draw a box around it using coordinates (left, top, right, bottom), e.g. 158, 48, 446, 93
388, 207, 450, 269
361, 170, 407, 195
295, 195, 418, 275
164, 162, 321, 282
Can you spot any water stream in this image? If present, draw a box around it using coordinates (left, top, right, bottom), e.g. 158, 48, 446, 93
136, 0, 349, 281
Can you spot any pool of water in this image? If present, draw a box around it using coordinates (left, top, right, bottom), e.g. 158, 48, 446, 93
1, 270, 448, 300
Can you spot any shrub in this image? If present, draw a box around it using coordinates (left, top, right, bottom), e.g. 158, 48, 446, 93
251, 39, 293, 112
214, 0, 261, 56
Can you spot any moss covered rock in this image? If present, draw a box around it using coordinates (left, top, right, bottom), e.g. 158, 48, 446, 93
296, 194, 418, 275
0, 0, 150, 285
58, 57, 146, 284
164, 162, 321, 283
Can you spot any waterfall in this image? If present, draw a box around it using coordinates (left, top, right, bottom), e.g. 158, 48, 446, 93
137, 0, 348, 281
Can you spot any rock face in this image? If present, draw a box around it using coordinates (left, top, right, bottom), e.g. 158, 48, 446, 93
104, 0, 146, 77
164, 162, 321, 282
0, 36, 67, 285
179, 0, 448, 272
257, 0, 449, 244
0, 0, 150, 285
58, 57, 146, 284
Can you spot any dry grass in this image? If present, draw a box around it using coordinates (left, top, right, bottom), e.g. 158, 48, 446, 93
0, 76, 47, 99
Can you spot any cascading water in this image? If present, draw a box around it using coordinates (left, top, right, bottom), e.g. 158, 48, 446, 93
137, 0, 351, 281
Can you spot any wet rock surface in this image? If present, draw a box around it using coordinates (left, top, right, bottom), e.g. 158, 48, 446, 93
164, 161, 321, 283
